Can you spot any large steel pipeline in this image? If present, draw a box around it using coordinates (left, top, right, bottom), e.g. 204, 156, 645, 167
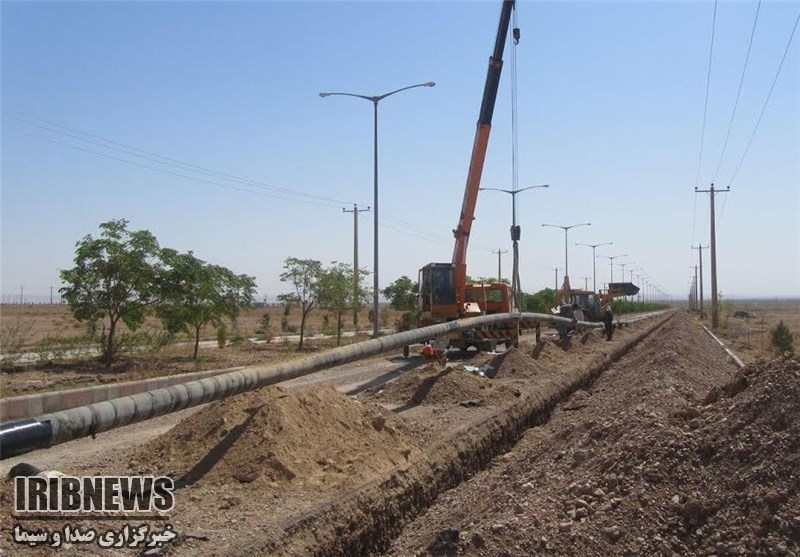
0, 313, 600, 459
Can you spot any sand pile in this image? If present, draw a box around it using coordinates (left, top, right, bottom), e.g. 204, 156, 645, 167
128, 385, 420, 491
369, 364, 518, 407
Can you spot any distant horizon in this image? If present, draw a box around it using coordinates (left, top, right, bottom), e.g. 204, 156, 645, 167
2, 293, 798, 307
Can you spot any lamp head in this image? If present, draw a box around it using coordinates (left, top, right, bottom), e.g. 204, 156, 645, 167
319, 92, 330, 97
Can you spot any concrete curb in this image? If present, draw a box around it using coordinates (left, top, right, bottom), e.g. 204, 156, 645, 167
0, 366, 245, 422
702, 325, 746, 369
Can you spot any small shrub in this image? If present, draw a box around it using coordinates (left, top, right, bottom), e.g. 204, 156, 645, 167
322, 314, 330, 329
280, 316, 289, 332
229, 333, 245, 345
0, 317, 35, 369
770, 321, 795, 354
117, 330, 174, 355
260, 312, 271, 330
217, 324, 228, 349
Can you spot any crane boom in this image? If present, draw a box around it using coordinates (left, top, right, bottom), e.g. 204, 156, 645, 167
417, 0, 518, 339
452, 0, 516, 309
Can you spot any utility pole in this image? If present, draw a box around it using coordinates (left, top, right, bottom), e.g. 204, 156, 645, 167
343, 204, 370, 333
492, 249, 508, 282
50, 286, 54, 305
552, 267, 561, 291
695, 184, 729, 329
19, 285, 24, 305
692, 244, 708, 319
582, 277, 590, 290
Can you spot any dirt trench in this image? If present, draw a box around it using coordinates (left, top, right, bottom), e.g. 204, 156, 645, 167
224, 313, 675, 556
4, 311, 750, 557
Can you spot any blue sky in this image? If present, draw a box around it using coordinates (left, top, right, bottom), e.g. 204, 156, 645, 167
2, 0, 798, 303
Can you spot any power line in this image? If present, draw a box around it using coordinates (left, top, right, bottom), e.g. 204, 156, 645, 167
694, 0, 719, 189
1, 106, 353, 207
711, 0, 762, 183
725, 8, 800, 188
7, 125, 344, 209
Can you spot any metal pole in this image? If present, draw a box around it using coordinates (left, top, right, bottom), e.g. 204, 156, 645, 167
709, 185, 718, 329
319, 81, 436, 338
344, 204, 370, 332
354, 206, 360, 331
492, 249, 508, 281
372, 101, 380, 336
692, 245, 707, 319
695, 183, 729, 330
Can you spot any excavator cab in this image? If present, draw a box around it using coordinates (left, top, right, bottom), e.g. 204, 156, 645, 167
419, 263, 457, 319
419, 263, 514, 321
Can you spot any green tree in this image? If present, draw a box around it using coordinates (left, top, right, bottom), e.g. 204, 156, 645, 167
277, 258, 323, 350
521, 288, 557, 314
59, 219, 163, 366
770, 321, 795, 355
382, 276, 418, 311
157, 250, 256, 359
317, 262, 369, 346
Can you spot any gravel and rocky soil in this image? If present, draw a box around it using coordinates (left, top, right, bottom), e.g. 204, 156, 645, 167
2, 311, 797, 556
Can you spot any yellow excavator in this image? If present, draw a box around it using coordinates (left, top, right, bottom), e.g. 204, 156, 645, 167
551, 276, 639, 326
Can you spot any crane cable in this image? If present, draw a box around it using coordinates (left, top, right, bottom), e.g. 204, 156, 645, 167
510, 5, 522, 312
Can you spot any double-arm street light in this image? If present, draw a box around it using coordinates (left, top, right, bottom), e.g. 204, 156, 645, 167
541, 222, 591, 279
480, 184, 550, 238
481, 184, 549, 307
320, 81, 435, 337
598, 254, 627, 287
575, 241, 613, 293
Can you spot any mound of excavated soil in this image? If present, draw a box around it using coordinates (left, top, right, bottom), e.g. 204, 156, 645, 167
548, 352, 800, 557
128, 385, 420, 491
368, 364, 518, 407
387, 316, 799, 557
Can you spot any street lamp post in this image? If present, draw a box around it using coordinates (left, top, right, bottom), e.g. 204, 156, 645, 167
480, 184, 549, 307
619, 261, 636, 285
541, 223, 591, 280
575, 242, 613, 293
598, 254, 627, 286
320, 81, 436, 337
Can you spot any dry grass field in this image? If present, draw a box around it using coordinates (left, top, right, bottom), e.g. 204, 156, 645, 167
0, 304, 403, 396
0, 300, 797, 397
700, 298, 800, 363
0, 303, 396, 349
